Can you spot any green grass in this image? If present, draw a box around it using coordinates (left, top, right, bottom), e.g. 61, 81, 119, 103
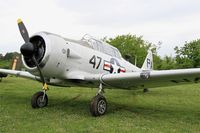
1, 77, 200, 133
0, 59, 11, 69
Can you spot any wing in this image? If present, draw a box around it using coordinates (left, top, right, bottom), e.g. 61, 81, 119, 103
0, 69, 38, 80
100, 68, 200, 89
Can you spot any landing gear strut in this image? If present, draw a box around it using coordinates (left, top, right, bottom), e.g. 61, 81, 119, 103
31, 83, 49, 108
90, 83, 107, 116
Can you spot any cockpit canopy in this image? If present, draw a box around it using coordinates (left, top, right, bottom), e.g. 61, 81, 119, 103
81, 34, 122, 59
42, 32, 122, 59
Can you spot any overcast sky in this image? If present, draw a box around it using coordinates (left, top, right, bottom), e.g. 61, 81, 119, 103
1, 0, 200, 57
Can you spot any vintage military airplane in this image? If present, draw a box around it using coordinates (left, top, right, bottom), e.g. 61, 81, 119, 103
1, 19, 200, 116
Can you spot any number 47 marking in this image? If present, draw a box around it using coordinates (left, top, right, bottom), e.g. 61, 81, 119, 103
89, 55, 102, 69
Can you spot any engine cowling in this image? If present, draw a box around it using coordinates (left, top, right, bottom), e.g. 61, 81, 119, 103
22, 32, 69, 78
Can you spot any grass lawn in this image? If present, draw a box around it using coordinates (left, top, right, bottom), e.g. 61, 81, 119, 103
1, 76, 200, 133
0, 60, 11, 69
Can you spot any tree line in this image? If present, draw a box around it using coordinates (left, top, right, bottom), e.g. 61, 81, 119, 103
0, 34, 200, 70
0, 52, 21, 69
0, 52, 20, 60
106, 34, 200, 70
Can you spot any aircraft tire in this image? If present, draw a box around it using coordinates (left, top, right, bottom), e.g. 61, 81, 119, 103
31, 91, 48, 108
143, 88, 149, 93
90, 94, 107, 116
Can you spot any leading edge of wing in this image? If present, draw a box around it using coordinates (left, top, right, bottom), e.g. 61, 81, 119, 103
0, 69, 38, 80
100, 68, 200, 89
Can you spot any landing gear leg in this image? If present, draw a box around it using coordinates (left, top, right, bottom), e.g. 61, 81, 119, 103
90, 83, 107, 116
31, 83, 49, 108
97, 83, 105, 95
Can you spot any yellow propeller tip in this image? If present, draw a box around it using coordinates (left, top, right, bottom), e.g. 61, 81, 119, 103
17, 19, 22, 24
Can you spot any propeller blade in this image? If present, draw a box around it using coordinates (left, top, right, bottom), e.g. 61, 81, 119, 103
17, 19, 34, 57
17, 19, 48, 89
17, 19, 29, 43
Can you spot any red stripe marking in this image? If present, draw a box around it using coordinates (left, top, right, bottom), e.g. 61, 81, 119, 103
104, 64, 110, 67
120, 69, 126, 73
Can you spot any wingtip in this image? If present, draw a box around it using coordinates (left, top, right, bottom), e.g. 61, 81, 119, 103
17, 18, 22, 24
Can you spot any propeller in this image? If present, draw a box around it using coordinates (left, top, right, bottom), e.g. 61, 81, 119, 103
17, 19, 47, 89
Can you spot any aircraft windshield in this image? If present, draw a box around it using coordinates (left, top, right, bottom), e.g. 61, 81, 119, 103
81, 34, 121, 58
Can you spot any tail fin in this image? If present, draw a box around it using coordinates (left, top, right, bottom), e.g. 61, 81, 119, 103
141, 50, 153, 71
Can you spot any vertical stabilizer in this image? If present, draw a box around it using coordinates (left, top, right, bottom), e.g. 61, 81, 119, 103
142, 50, 153, 71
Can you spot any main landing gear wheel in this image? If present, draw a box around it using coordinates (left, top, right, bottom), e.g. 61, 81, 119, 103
90, 94, 107, 116
31, 91, 48, 108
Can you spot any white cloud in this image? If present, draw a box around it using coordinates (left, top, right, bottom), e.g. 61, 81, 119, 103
0, 0, 200, 57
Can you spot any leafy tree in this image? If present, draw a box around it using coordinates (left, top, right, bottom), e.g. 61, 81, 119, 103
159, 56, 177, 70
174, 39, 200, 68
0, 52, 21, 69
4, 52, 20, 60
0, 54, 3, 59
106, 34, 161, 68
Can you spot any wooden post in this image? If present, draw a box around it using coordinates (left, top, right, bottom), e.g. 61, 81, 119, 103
12, 59, 18, 70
